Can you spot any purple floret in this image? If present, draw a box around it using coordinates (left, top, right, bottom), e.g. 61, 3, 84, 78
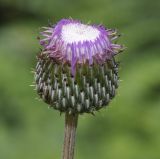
39, 19, 123, 75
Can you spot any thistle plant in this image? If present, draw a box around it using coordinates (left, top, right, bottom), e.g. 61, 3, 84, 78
35, 19, 124, 159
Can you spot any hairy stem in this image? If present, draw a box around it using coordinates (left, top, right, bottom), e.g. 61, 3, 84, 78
62, 113, 78, 159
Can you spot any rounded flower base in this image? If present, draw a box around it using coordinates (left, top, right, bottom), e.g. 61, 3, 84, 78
35, 52, 119, 114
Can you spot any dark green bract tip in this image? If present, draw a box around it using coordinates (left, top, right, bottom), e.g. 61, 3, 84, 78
35, 52, 119, 114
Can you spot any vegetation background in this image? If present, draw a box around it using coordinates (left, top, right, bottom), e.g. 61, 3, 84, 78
0, 0, 160, 159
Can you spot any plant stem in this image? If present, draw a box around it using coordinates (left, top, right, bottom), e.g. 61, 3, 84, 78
62, 113, 78, 159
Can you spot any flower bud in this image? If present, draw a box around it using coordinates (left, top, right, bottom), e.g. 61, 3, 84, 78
35, 19, 124, 114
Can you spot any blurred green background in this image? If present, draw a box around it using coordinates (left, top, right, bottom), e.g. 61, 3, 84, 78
0, 0, 160, 159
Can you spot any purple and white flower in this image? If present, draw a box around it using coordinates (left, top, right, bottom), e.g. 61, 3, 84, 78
35, 18, 124, 114
40, 19, 123, 75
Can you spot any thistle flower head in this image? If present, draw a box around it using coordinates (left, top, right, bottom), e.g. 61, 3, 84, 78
35, 19, 124, 114
40, 19, 123, 75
